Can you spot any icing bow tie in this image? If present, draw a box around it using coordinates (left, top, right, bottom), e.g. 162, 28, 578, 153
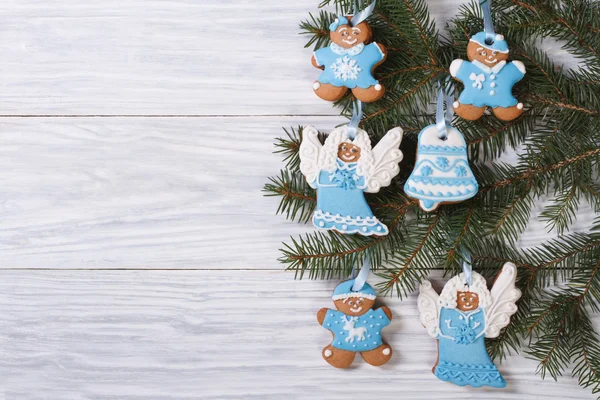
470, 73, 485, 89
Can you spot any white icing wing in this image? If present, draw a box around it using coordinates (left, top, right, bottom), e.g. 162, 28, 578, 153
365, 127, 404, 193
418, 280, 441, 338
484, 262, 522, 338
298, 125, 322, 188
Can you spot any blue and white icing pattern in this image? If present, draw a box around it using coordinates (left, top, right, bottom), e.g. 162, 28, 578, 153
314, 42, 385, 89
417, 264, 522, 388
299, 125, 404, 236
322, 308, 391, 352
312, 160, 387, 235
404, 124, 478, 211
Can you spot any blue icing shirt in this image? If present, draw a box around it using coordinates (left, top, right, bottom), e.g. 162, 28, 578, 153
438, 307, 485, 344
322, 308, 390, 352
452, 60, 525, 108
314, 43, 384, 89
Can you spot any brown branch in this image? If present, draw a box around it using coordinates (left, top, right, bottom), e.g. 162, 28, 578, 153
481, 147, 600, 192
489, 191, 528, 235
516, 50, 566, 101
363, 72, 436, 122
275, 185, 316, 202
527, 93, 599, 116
402, 0, 437, 65
386, 214, 440, 288
375, 8, 411, 45
446, 208, 473, 263
471, 255, 536, 271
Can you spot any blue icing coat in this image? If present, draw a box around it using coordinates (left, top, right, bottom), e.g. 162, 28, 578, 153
322, 308, 391, 352
435, 308, 506, 388
451, 59, 525, 108
314, 43, 385, 89
312, 159, 387, 235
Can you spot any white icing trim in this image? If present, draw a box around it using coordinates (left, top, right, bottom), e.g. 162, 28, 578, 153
332, 292, 376, 300
313, 52, 322, 67
449, 59, 463, 77
513, 60, 526, 74
472, 60, 506, 74
314, 210, 381, 227
438, 271, 493, 310
484, 263, 522, 338
375, 43, 385, 59
417, 280, 441, 338
469, 37, 510, 53
406, 181, 476, 196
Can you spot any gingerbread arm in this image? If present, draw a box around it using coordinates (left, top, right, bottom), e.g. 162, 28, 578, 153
379, 306, 393, 321
311, 54, 324, 70
317, 307, 329, 325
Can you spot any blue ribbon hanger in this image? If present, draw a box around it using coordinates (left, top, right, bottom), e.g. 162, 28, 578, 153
347, 99, 363, 140
351, 1, 376, 26
461, 246, 473, 287
479, 0, 496, 44
435, 81, 454, 140
352, 251, 371, 291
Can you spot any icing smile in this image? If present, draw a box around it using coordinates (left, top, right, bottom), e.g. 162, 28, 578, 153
484, 58, 498, 64
350, 306, 363, 313
340, 153, 356, 161
342, 38, 358, 45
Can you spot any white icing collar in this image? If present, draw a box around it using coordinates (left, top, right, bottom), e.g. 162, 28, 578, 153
331, 42, 365, 56
336, 159, 358, 170
472, 60, 506, 74
454, 308, 482, 319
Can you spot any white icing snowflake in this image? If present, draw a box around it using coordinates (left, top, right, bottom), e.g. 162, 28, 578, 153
330, 56, 361, 81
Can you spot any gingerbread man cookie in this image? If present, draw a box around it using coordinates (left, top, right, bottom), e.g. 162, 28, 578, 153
311, 16, 387, 103
450, 32, 526, 121
317, 279, 393, 368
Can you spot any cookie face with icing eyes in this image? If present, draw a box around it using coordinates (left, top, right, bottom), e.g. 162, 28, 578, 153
456, 291, 480, 312
467, 41, 509, 67
337, 142, 361, 163
330, 20, 372, 49
334, 297, 375, 316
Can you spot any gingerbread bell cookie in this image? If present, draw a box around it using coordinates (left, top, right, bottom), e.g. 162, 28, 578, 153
417, 263, 521, 387
311, 12, 387, 103
317, 279, 393, 368
450, 32, 526, 121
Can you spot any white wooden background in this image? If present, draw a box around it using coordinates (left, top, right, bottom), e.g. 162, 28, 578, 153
0, 1, 597, 399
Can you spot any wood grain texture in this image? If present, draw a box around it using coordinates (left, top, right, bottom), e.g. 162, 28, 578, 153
0, 270, 596, 400
1, 117, 593, 270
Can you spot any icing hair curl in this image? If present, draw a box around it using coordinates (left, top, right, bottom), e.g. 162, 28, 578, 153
438, 272, 492, 310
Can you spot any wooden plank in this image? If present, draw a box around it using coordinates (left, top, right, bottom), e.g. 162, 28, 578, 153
0, 116, 341, 269
0, 116, 594, 269
0, 269, 595, 399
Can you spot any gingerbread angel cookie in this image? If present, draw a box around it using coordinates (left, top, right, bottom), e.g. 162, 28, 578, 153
317, 279, 393, 368
417, 263, 522, 387
312, 15, 387, 103
450, 32, 526, 121
299, 125, 403, 236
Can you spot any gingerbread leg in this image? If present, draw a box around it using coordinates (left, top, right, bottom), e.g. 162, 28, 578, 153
453, 102, 486, 120
492, 103, 524, 121
313, 82, 347, 101
322, 344, 356, 368
360, 344, 392, 366
351, 84, 385, 103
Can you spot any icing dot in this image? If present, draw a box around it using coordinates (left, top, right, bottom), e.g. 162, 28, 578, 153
382, 348, 391, 355
375, 84, 382, 91
326, 323, 330, 326
377, 226, 382, 231
373, 342, 377, 345
338, 341, 341, 345
340, 331, 343, 334
370, 325, 374, 328
330, 313, 334, 316
459, 316, 463, 320
379, 316, 383, 319
362, 227, 368, 232
495, 34, 504, 41
342, 224, 348, 230
319, 221, 325, 227
453, 101, 459, 109
490, 90, 496, 96
364, 344, 368, 347
356, 216, 361, 220
490, 82, 496, 88
369, 315, 373, 319
376, 332, 379, 335
368, 335, 371, 338
324, 349, 333, 357
313, 82, 321, 90
517, 103, 524, 110
353, 345, 356, 348
490, 74, 496, 80
334, 321, 338, 324
376, 323, 381, 326
346, 215, 351, 219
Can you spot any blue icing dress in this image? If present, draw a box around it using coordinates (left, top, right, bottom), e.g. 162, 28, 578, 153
322, 308, 391, 352
312, 159, 387, 235
404, 125, 478, 211
435, 307, 506, 388
314, 43, 385, 89
452, 60, 525, 108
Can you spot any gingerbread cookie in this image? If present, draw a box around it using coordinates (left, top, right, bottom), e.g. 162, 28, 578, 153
450, 32, 526, 121
311, 15, 387, 103
317, 279, 393, 368
299, 125, 403, 236
404, 124, 478, 211
417, 263, 522, 387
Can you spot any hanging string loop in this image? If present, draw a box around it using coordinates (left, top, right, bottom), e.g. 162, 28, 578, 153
435, 80, 454, 140
479, 0, 496, 44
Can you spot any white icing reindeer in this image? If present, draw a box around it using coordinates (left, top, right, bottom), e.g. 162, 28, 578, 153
342, 316, 367, 343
